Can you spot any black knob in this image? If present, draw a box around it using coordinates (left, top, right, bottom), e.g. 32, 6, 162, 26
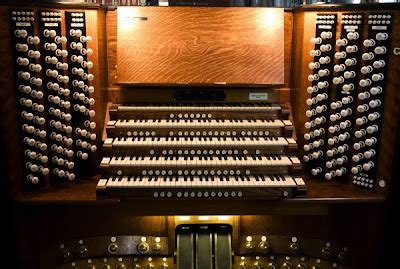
290, 242, 300, 254
117, 264, 126, 269
62, 250, 71, 262
338, 250, 349, 263
108, 243, 118, 254
297, 263, 307, 269
153, 243, 162, 253
282, 261, 292, 269
78, 245, 88, 257
321, 246, 332, 258
259, 240, 270, 252
138, 242, 150, 253
245, 241, 255, 252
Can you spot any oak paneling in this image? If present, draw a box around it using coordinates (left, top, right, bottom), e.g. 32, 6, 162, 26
116, 7, 284, 85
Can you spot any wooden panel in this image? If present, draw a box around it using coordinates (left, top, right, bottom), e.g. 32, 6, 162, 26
0, 6, 23, 196
107, 10, 293, 89
116, 7, 284, 85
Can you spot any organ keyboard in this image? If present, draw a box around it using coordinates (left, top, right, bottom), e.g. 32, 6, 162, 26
98, 103, 306, 199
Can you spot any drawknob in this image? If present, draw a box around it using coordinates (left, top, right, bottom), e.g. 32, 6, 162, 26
108, 243, 118, 254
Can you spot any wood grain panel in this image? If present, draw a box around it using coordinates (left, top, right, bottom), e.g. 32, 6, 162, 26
375, 10, 400, 191
116, 7, 284, 85
0, 6, 23, 196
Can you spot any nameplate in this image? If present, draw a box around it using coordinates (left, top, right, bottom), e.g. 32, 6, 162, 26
249, 93, 268, 101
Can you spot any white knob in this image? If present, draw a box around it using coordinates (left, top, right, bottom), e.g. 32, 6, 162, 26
358, 91, 370, 100
326, 150, 335, 157
56, 49, 69, 57
336, 38, 348, 46
357, 104, 369, 113
86, 48, 93, 56
55, 36, 68, 44
365, 137, 377, 146
26, 36, 40, 46
80, 35, 92, 43
363, 39, 376, 47
330, 113, 341, 122
342, 84, 354, 92
318, 69, 330, 77
303, 144, 311, 151
376, 32, 388, 41
334, 64, 346, 72
43, 29, 56, 38
333, 76, 344, 85
304, 122, 313, 129
44, 42, 58, 51
304, 133, 312, 140
311, 167, 322, 176
334, 51, 347, 59
355, 129, 366, 138
346, 45, 358, 53
345, 58, 357, 66
18, 71, 30, 80
307, 86, 317, 94
320, 44, 332, 52
308, 74, 319, 82
315, 105, 327, 113
330, 101, 342, 110
87, 86, 95, 93
15, 29, 28, 38
319, 57, 330, 65
335, 168, 346, 177
310, 37, 322, 44
339, 120, 351, 129
29, 64, 42, 73
356, 116, 368, 126
373, 60, 385, 69
317, 81, 329, 89
328, 125, 339, 134
308, 62, 320, 70
27, 174, 39, 184
372, 73, 384, 82
370, 86, 382, 95
366, 125, 378, 134
320, 31, 332, 39
364, 149, 376, 159
340, 108, 352, 117
310, 50, 321, 57
347, 32, 359, 40
45, 56, 58, 65
16, 57, 29, 66
369, 99, 381, 108
361, 66, 373, 74
338, 132, 350, 142
351, 166, 361, 174
16, 43, 29, 52
352, 154, 363, 162
344, 71, 356, 79
362, 52, 374, 61
374, 46, 387, 54
328, 137, 338, 145
362, 161, 374, 171
359, 79, 372, 87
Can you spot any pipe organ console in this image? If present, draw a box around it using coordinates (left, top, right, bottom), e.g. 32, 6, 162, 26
1, 2, 399, 269
98, 102, 305, 199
